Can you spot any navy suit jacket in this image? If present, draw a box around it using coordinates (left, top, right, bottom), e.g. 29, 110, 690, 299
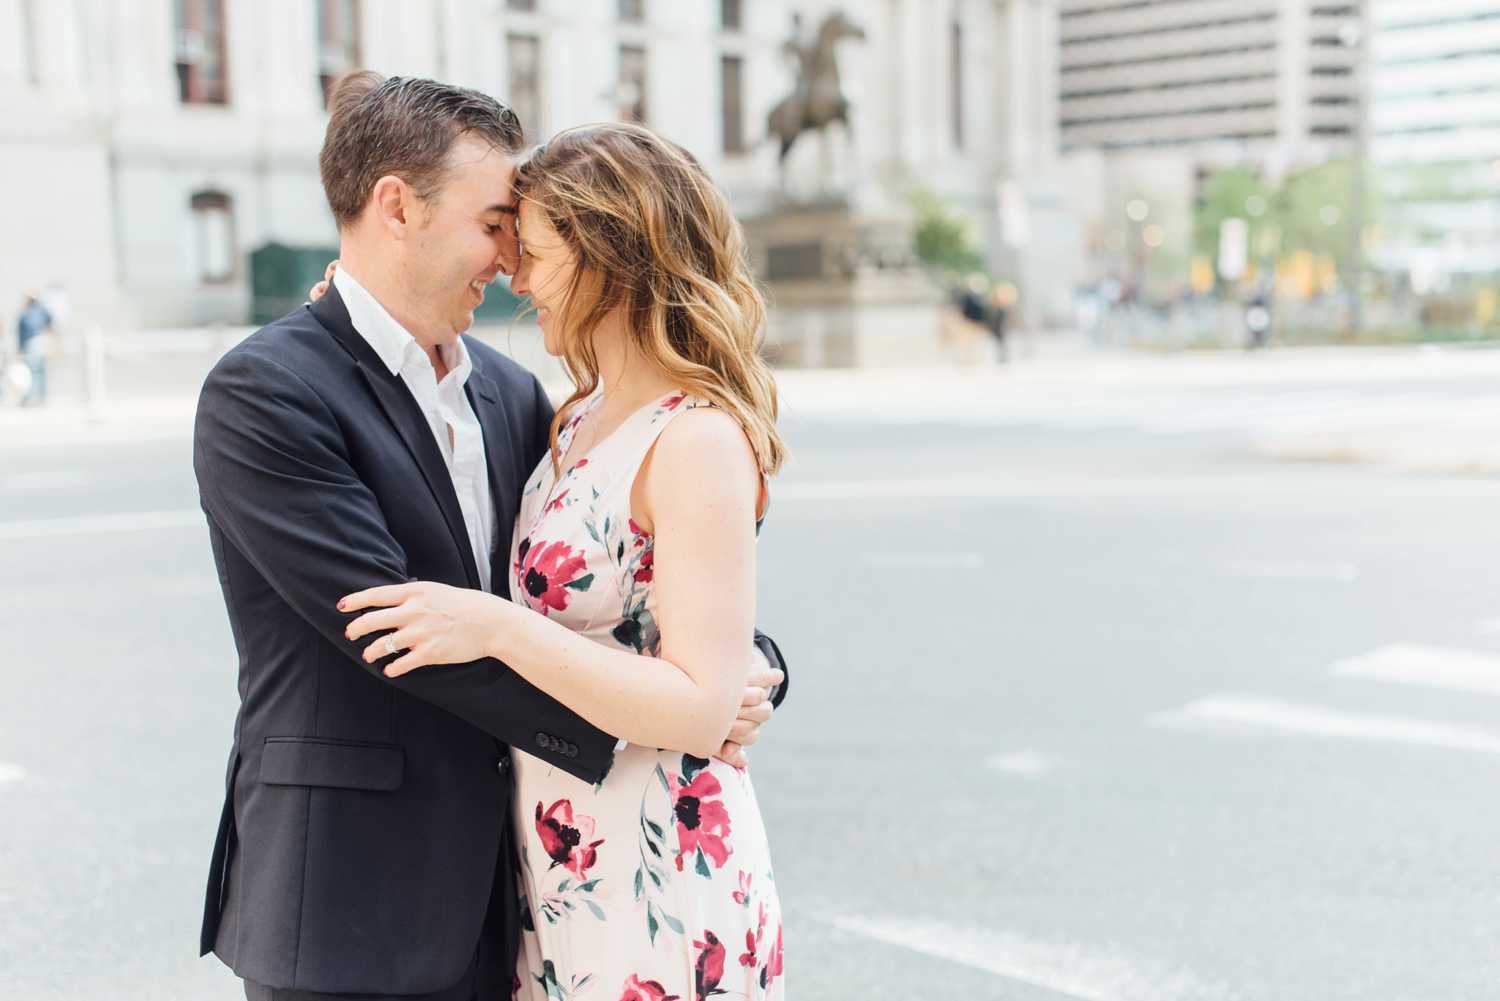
194, 286, 786, 998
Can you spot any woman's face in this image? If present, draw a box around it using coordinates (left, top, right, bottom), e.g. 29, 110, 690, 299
510, 199, 579, 357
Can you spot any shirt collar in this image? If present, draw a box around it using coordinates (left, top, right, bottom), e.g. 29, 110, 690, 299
333, 267, 473, 387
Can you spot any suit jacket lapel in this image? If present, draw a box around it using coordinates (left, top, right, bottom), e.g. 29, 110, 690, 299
465, 361, 519, 598
311, 287, 484, 591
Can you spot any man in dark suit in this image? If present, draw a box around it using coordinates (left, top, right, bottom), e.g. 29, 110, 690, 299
194, 73, 786, 1001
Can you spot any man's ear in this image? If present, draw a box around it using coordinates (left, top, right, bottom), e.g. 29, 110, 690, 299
370, 174, 413, 239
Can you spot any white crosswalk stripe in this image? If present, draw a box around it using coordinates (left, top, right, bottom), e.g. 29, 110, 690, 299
1331, 643, 1500, 697
1148, 693, 1500, 755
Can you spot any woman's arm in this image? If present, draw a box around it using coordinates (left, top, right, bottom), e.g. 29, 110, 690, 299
341, 407, 764, 759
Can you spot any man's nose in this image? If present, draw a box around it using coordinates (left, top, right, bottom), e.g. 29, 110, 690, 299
510, 256, 531, 295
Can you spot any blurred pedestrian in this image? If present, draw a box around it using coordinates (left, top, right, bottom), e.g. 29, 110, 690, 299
1245, 285, 1273, 350
987, 281, 1017, 364
16, 292, 53, 406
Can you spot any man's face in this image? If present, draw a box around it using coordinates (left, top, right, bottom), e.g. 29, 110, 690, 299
405, 135, 522, 341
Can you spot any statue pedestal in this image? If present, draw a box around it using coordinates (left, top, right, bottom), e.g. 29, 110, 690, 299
742, 198, 944, 368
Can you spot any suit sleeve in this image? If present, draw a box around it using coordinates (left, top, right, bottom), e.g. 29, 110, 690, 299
194, 348, 618, 783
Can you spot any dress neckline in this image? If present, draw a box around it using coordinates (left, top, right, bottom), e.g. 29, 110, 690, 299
553, 389, 683, 479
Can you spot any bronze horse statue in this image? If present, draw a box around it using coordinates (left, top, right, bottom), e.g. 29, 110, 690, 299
766, 11, 866, 166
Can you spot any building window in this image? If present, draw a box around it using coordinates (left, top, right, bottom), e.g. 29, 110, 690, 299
317, 0, 361, 108
721, 55, 745, 154
618, 44, 647, 123
192, 191, 236, 284
508, 34, 541, 143
174, 0, 229, 105
721, 0, 742, 31
950, 21, 964, 149
507, 0, 537, 10
619, 0, 644, 23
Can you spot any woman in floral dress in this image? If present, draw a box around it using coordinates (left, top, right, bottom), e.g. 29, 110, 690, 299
340, 122, 787, 1001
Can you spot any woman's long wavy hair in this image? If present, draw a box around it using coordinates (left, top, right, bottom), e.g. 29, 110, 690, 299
513, 122, 786, 479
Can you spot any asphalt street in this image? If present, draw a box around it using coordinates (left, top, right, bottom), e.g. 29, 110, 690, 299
6, 355, 1500, 1000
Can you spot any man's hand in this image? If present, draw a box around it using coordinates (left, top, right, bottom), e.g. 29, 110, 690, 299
717, 654, 784, 769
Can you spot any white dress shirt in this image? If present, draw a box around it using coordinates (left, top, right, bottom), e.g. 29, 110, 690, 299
334, 268, 496, 593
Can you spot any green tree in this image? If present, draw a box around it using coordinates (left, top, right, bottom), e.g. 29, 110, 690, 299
910, 186, 986, 276
1192, 166, 1272, 281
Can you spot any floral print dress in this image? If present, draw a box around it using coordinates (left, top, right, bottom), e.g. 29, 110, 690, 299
508, 389, 783, 1001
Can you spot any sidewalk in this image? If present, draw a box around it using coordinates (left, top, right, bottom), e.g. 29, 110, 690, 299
6, 341, 1500, 473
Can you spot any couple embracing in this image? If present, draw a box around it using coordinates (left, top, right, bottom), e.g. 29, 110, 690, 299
195, 72, 789, 1001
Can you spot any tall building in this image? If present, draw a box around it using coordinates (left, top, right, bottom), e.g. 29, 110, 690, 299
1055, 0, 1368, 299
1368, 0, 1500, 283
0, 0, 1069, 334
1058, 0, 1363, 155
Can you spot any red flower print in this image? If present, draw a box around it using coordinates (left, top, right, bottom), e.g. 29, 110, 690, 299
692, 931, 727, 1001
671, 757, 733, 873
544, 489, 570, 514
619, 974, 680, 1001
738, 928, 757, 969
515, 538, 593, 615
758, 925, 783, 992
535, 799, 605, 880
661, 394, 687, 411
633, 547, 654, 584
732, 870, 752, 906
628, 518, 649, 546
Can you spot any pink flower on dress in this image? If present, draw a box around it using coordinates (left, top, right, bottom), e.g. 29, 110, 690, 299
619, 974, 680, 1001
738, 928, 757, 969
633, 547, 654, 584
661, 394, 687, 411
671, 761, 733, 873
535, 799, 605, 880
732, 870, 753, 906
514, 538, 593, 615
692, 931, 727, 1001
758, 925, 783, 992
544, 489, 570, 513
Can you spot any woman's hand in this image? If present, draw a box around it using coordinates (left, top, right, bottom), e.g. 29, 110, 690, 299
308, 260, 339, 302
716, 659, 783, 769
340, 580, 515, 677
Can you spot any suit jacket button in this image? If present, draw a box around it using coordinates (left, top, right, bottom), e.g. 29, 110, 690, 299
566, 742, 578, 758
535, 733, 549, 750
497, 757, 510, 773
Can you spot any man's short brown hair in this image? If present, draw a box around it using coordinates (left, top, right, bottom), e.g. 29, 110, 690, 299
319, 72, 525, 227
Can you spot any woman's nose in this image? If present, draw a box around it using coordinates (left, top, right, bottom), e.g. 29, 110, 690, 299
510, 257, 531, 295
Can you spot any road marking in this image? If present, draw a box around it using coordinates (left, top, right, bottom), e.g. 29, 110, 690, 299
0, 762, 27, 786
0, 509, 201, 541
860, 552, 984, 569
828, 914, 1234, 1001
987, 749, 1055, 777
1149, 693, 1500, 754
1332, 643, 1500, 697
0, 470, 91, 491
773, 474, 1500, 502
1227, 561, 1358, 582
